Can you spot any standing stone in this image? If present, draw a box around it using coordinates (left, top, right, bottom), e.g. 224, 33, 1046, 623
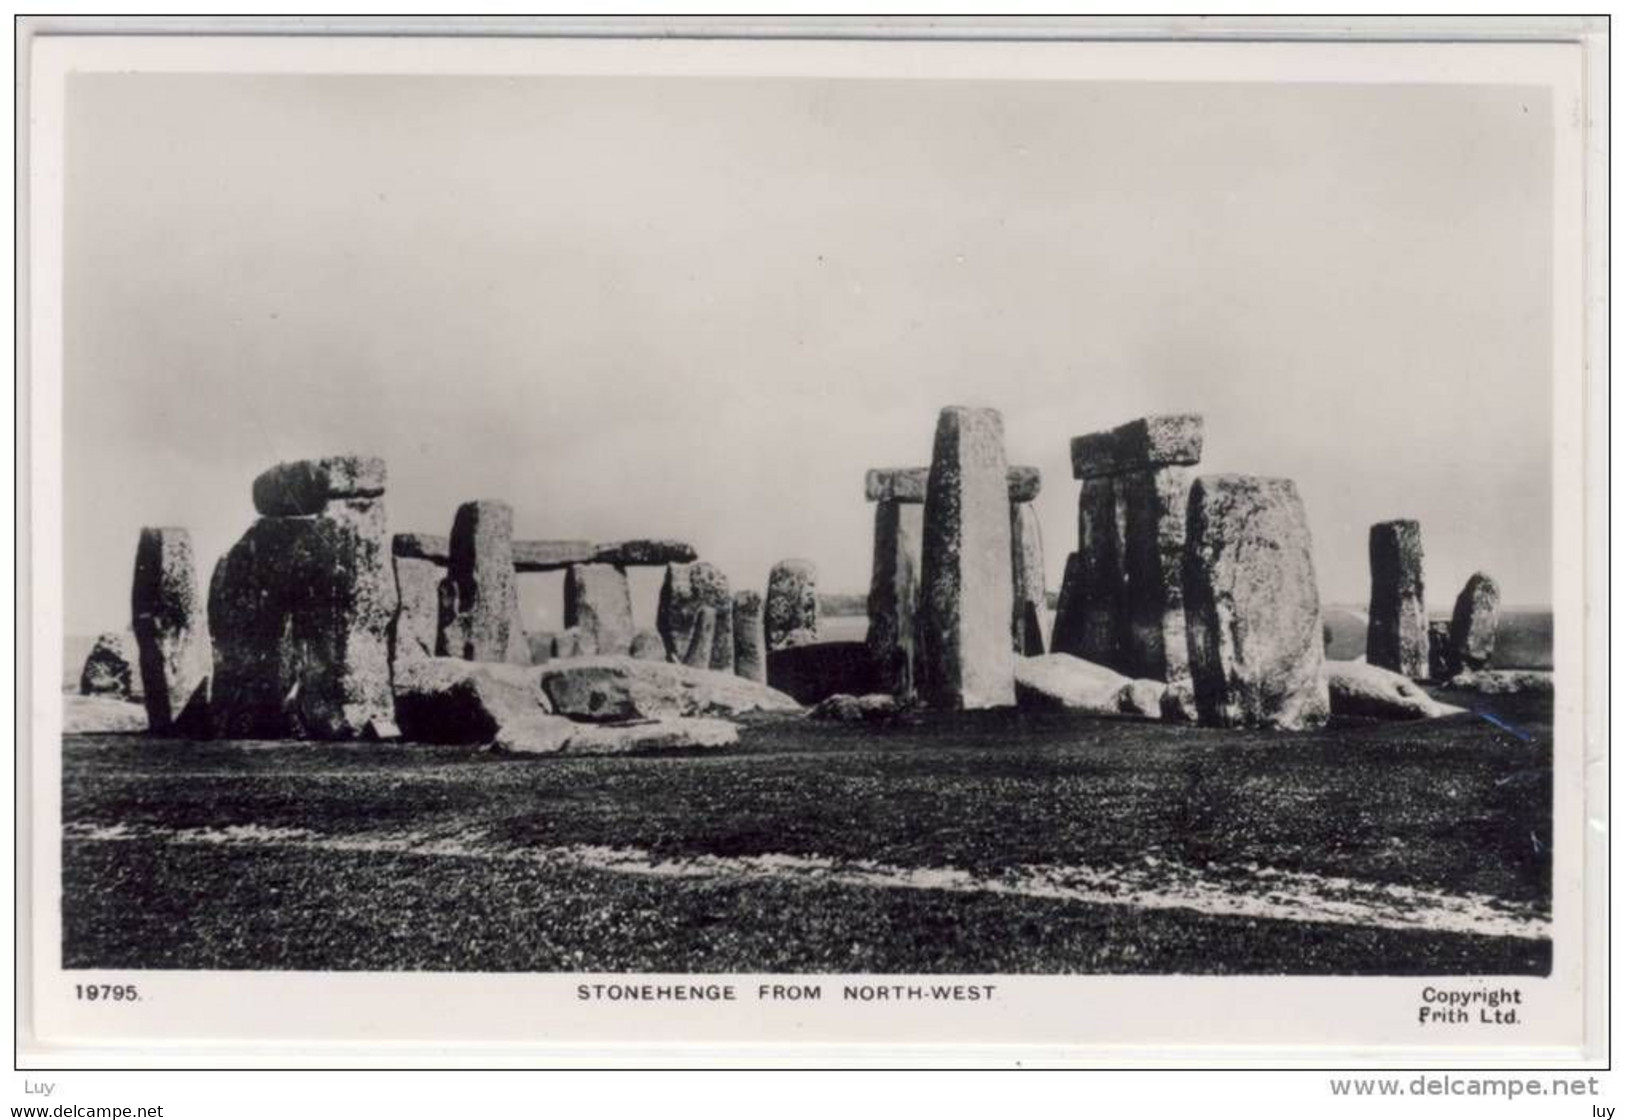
866, 501, 923, 698
1365, 520, 1429, 679
732, 590, 767, 683
1182, 475, 1329, 730
390, 542, 443, 667
437, 500, 518, 663
1049, 552, 1088, 659
765, 559, 819, 652
1010, 502, 1046, 656
1116, 465, 1197, 719
504, 595, 530, 665
1427, 619, 1458, 682
79, 631, 139, 699
682, 608, 718, 668
130, 527, 211, 735
657, 562, 733, 671
1058, 477, 1127, 667
629, 628, 668, 662
1449, 572, 1501, 670
208, 492, 397, 740
917, 407, 1016, 710
564, 563, 636, 657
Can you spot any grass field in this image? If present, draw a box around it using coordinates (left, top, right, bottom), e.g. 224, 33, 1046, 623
62, 691, 1552, 975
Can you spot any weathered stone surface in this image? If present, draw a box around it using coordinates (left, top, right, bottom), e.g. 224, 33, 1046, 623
392, 532, 450, 564
767, 641, 879, 705
1013, 653, 1131, 713
807, 693, 902, 723
64, 695, 150, 735
131, 527, 211, 735
552, 717, 740, 755
1427, 619, 1458, 682
391, 551, 443, 666
1118, 466, 1197, 719
1071, 414, 1204, 480
1117, 678, 1166, 719
765, 559, 819, 652
209, 499, 397, 739
1053, 478, 1126, 671
551, 626, 595, 660
917, 407, 1017, 710
865, 466, 1041, 504
1011, 502, 1047, 656
489, 713, 578, 754
1449, 572, 1500, 670
629, 628, 668, 662
1325, 660, 1461, 720
732, 590, 766, 683
866, 500, 923, 697
538, 656, 800, 721
1437, 667, 1553, 695
657, 562, 733, 670
511, 538, 698, 573
565, 563, 636, 657
438, 500, 518, 663
392, 657, 549, 744
252, 456, 386, 517
1366, 520, 1429, 679
1182, 475, 1329, 730
80, 631, 139, 698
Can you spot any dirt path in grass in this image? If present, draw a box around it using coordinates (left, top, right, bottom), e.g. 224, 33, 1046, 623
65, 822, 1549, 942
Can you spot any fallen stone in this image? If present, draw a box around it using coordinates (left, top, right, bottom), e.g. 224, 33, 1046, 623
1011, 502, 1047, 656
79, 631, 139, 698
1366, 520, 1429, 679
438, 500, 519, 663
565, 563, 636, 657
1182, 474, 1330, 730
767, 640, 882, 705
1071, 414, 1204, 479
732, 590, 767, 683
1449, 572, 1501, 670
488, 713, 578, 754
251, 456, 386, 517
629, 628, 668, 662
1116, 678, 1166, 719
657, 561, 734, 670
864, 466, 1041, 504
1013, 653, 1131, 713
918, 407, 1017, 710
765, 559, 819, 652
1325, 660, 1462, 720
539, 656, 801, 721
63, 694, 151, 735
865, 500, 923, 698
555, 717, 740, 755
393, 657, 550, 744
1438, 668, 1553, 696
208, 500, 396, 740
807, 693, 903, 722
131, 527, 211, 735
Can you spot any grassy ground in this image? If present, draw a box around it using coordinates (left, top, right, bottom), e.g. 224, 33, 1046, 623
61, 693, 1552, 975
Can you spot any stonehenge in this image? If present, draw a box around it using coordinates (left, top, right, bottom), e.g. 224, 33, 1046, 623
1449, 572, 1501, 670
130, 527, 211, 735
658, 561, 734, 671
564, 563, 636, 657
1182, 474, 1329, 731
765, 559, 819, 652
1055, 413, 1201, 720
1366, 520, 1428, 679
916, 407, 1017, 710
732, 590, 766, 683
208, 459, 398, 739
863, 463, 1042, 697
438, 500, 520, 663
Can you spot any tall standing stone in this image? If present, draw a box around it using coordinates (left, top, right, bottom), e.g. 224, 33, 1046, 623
657, 561, 733, 671
209, 463, 397, 740
1365, 520, 1429, 679
438, 500, 518, 663
1010, 502, 1046, 656
130, 527, 211, 735
1182, 474, 1329, 730
1449, 572, 1501, 670
390, 541, 443, 667
765, 559, 819, 652
565, 563, 636, 657
917, 406, 1016, 710
732, 590, 767, 683
865, 501, 923, 697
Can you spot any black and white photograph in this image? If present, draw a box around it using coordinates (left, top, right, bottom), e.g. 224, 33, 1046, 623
20, 22, 1602, 1065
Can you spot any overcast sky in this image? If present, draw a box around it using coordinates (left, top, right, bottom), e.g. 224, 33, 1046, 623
63, 73, 1554, 636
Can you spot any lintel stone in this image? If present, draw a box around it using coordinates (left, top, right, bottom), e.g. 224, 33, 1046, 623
1070, 414, 1203, 480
